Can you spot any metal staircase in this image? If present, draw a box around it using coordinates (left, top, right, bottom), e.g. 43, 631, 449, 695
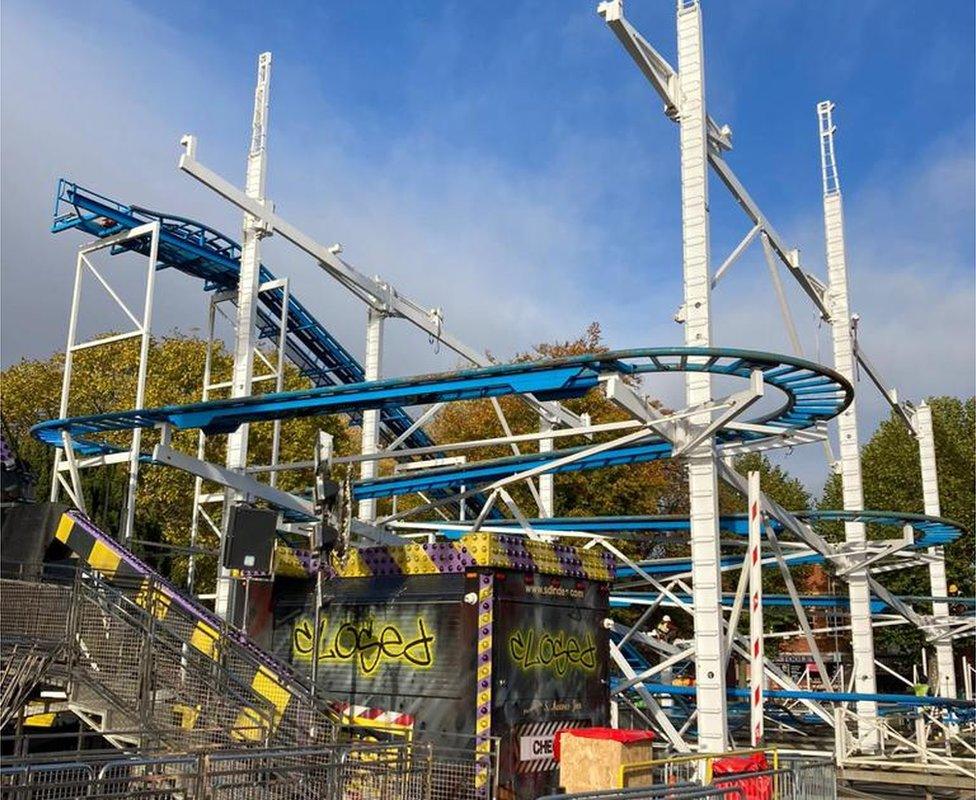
0, 644, 62, 730
0, 577, 72, 729
0, 514, 340, 750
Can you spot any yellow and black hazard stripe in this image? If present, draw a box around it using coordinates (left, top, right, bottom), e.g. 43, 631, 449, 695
330, 532, 615, 582
54, 512, 306, 739
474, 573, 493, 797
55, 514, 143, 583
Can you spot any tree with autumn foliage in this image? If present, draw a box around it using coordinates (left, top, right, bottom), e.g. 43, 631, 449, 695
424, 323, 818, 641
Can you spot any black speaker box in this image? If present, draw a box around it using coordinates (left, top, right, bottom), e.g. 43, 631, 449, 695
222, 505, 277, 573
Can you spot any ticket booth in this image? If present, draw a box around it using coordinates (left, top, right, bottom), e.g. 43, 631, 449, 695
263, 532, 614, 799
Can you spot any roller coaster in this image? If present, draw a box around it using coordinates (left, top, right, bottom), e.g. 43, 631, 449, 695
3, 2, 974, 798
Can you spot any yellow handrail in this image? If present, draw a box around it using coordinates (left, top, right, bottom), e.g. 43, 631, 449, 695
618, 746, 780, 788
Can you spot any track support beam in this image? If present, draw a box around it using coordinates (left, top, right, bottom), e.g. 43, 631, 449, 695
676, 0, 727, 752
914, 401, 956, 698
819, 100, 879, 746
218, 52, 273, 622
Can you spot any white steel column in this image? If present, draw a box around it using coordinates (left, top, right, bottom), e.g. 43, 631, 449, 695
121, 224, 160, 544
357, 307, 385, 522
818, 100, 879, 744
188, 297, 218, 594
50, 253, 85, 503
268, 279, 290, 489
217, 52, 272, 621
915, 401, 956, 698
538, 414, 554, 518
747, 471, 765, 747
677, 0, 727, 752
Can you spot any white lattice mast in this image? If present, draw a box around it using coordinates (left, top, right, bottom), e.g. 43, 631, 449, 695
217, 52, 273, 621
914, 402, 956, 698
676, 0, 728, 752
818, 100, 879, 742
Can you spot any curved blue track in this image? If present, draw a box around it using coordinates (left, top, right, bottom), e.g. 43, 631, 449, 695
33, 348, 852, 501
490, 510, 965, 550
51, 179, 433, 451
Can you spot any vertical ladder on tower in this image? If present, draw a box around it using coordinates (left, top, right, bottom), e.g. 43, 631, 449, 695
818, 101, 841, 197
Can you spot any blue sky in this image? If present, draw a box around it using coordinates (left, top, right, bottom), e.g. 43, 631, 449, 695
2, 0, 973, 492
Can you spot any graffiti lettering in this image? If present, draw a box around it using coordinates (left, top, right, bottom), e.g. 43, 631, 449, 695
292, 616, 434, 676
508, 629, 596, 676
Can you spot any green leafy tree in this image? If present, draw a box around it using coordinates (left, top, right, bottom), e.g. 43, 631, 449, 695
1, 333, 351, 588
820, 396, 975, 655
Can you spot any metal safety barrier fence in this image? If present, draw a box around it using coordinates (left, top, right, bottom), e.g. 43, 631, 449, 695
0, 741, 492, 800
537, 781, 745, 799
616, 748, 836, 800
0, 562, 338, 750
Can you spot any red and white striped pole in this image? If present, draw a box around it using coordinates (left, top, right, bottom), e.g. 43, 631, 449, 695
748, 470, 765, 747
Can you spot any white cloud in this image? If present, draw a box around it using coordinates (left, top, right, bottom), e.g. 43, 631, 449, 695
0, 0, 680, 377
1, 0, 971, 501
711, 127, 975, 493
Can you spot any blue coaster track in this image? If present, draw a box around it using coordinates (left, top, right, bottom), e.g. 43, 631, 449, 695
489, 510, 965, 551
32, 347, 853, 505
51, 178, 434, 451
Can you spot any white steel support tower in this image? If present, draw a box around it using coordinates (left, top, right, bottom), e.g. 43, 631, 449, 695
914, 401, 956, 698
747, 471, 765, 747
676, 0, 728, 751
50, 222, 160, 545
217, 52, 273, 620
186, 277, 290, 595
538, 414, 555, 518
818, 100, 879, 742
358, 307, 386, 522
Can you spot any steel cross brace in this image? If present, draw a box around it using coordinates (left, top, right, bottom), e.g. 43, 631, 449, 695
617, 586, 675, 649
601, 373, 762, 452
718, 421, 828, 457
597, 0, 916, 433
717, 461, 928, 630
711, 224, 761, 289
598, 0, 731, 149
152, 439, 409, 547
763, 519, 834, 689
670, 369, 763, 457
603, 375, 928, 647
827, 538, 914, 578
608, 635, 691, 752
154, 441, 313, 519
611, 620, 834, 728
377, 399, 727, 527
603, 536, 836, 727
335, 418, 641, 465
608, 376, 894, 594
604, 372, 810, 460
722, 544, 751, 662
927, 618, 976, 644
615, 646, 696, 695
59, 432, 88, 513
178, 137, 583, 433
872, 556, 934, 574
